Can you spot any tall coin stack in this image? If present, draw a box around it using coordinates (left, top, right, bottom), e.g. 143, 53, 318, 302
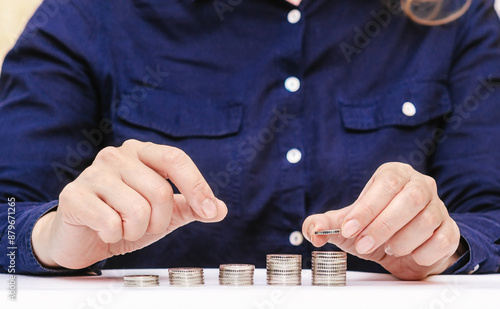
311, 251, 347, 286
168, 268, 204, 286
266, 254, 302, 286
219, 264, 255, 286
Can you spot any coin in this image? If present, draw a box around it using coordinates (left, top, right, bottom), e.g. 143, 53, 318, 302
123, 275, 159, 287
311, 251, 347, 287
168, 267, 204, 286
266, 254, 302, 286
219, 264, 255, 286
314, 229, 341, 235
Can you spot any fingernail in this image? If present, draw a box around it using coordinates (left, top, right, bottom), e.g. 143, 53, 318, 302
201, 198, 218, 219
385, 246, 394, 256
342, 219, 359, 238
307, 225, 316, 241
356, 235, 375, 254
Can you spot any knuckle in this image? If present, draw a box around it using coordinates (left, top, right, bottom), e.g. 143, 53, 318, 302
166, 147, 188, 165
192, 179, 210, 196
60, 182, 77, 197
423, 175, 438, 192
148, 220, 169, 234
96, 146, 123, 163
59, 182, 82, 206
379, 172, 404, 195
82, 166, 107, 183
121, 139, 140, 149
406, 184, 428, 208
152, 183, 174, 202
357, 199, 377, 219
420, 209, 439, 228
435, 232, 451, 251
396, 162, 413, 173
378, 162, 411, 174
377, 219, 394, 236
412, 253, 434, 267
131, 200, 152, 222
376, 162, 391, 173
104, 216, 123, 236
82, 166, 101, 178
159, 147, 189, 175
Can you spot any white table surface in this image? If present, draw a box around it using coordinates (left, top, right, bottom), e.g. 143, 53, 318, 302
1, 268, 499, 309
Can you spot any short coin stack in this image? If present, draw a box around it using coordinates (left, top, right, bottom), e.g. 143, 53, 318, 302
123, 275, 159, 287
266, 254, 302, 286
311, 251, 347, 286
168, 267, 204, 286
219, 264, 255, 286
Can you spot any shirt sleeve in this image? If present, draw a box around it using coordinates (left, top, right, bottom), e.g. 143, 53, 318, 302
435, 0, 500, 274
0, 1, 108, 275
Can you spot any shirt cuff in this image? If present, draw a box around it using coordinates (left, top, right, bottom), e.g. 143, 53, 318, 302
444, 214, 498, 274
442, 235, 471, 274
18, 200, 105, 276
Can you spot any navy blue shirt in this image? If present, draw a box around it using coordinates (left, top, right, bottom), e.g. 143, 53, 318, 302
1, 0, 500, 275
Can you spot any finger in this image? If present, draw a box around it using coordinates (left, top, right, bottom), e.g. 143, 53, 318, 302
85, 176, 152, 242
59, 183, 123, 243
302, 208, 350, 247
410, 218, 460, 267
166, 194, 228, 233
341, 165, 412, 239
135, 142, 221, 219
356, 176, 375, 201
384, 201, 444, 257
117, 160, 175, 235
354, 178, 432, 255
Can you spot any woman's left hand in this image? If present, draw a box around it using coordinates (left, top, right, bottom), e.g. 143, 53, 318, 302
302, 162, 464, 280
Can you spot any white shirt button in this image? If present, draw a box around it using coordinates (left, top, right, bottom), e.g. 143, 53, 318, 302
468, 264, 480, 274
402, 101, 416, 117
284, 76, 300, 93
286, 148, 302, 164
289, 231, 304, 246
287, 9, 301, 24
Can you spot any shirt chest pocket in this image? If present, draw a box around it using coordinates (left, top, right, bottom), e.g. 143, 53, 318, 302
339, 81, 451, 131
337, 81, 452, 195
112, 91, 244, 214
115, 91, 243, 138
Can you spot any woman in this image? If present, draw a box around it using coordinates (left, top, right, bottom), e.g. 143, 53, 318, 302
0, 0, 499, 279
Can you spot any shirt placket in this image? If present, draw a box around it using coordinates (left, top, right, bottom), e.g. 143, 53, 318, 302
276, 5, 307, 248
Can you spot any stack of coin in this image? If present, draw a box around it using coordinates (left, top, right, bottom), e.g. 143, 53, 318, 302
219, 264, 255, 286
168, 268, 204, 286
311, 251, 347, 286
123, 275, 160, 287
266, 254, 302, 286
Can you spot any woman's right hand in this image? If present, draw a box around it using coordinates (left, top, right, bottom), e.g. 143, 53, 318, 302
32, 139, 227, 270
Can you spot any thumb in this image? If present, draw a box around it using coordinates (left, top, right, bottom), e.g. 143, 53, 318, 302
168, 194, 228, 233
302, 206, 352, 247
